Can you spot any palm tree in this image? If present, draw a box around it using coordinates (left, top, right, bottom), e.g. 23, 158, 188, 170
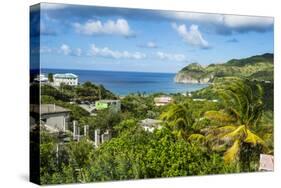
202, 77, 268, 166
160, 100, 194, 139
214, 77, 264, 128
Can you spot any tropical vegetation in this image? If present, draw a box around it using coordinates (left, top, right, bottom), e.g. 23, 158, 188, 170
175, 53, 273, 83
37, 54, 274, 184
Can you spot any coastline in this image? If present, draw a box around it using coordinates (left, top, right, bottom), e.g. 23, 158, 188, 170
41, 68, 209, 96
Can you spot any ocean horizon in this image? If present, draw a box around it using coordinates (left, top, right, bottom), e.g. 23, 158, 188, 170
42, 68, 208, 96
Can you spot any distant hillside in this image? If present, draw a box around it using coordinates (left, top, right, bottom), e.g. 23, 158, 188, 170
174, 53, 273, 84
225, 53, 273, 67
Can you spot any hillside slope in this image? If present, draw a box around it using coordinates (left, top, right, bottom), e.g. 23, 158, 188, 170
174, 53, 273, 84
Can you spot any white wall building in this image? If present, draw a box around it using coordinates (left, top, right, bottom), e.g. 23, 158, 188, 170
34, 74, 48, 83
259, 154, 274, 171
154, 96, 173, 106
53, 73, 78, 86
139, 118, 162, 132
40, 104, 70, 132
94, 129, 112, 147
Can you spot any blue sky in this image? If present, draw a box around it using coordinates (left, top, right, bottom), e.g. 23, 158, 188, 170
30, 3, 274, 73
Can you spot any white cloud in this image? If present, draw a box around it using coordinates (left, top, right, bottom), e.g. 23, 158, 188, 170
89, 44, 146, 60
168, 12, 223, 24
41, 3, 67, 10
39, 44, 82, 56
60, 44, 71, 55
58, 44, 82, 56
146, 41, 157, 48
223, 15, 273, 31
167, 12, 273, 34
172, 23, 210, 49
138, 41, 158, 48
156, 51, 186, 62
73, 19, 134, 37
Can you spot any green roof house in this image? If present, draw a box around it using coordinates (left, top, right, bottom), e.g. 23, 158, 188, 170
95, 100, 121, 112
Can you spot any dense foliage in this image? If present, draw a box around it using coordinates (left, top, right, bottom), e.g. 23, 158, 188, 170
41, 81, 116, 103
176, 53, 273, 82
40, 121, 237, 184
121, 93, 163, 119
39, 57, 274, 184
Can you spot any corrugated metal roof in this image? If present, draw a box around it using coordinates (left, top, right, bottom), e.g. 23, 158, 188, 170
53, 73, 78, 79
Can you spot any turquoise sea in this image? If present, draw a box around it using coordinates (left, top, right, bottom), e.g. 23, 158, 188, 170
42, 69, 208, 96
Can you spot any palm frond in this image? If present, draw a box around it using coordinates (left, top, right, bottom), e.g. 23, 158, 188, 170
213, 77, 264, 127
244, 129, 266, 147
221, 125, 246, 143
160, 101, 194, 138
188, 134, 206, 143
211, 143, 227, 152
216, 125, 237, 133
224, 139, 240, 163
204, 110, 235, 123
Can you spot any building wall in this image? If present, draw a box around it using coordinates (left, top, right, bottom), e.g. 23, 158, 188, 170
95, 101, 121, 112
95, 101, 108, 110
41, 112, 69, 131
53, 77, 78, 86
113, 101, 121, 112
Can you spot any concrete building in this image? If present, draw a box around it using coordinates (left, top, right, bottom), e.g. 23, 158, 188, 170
40, 104, 70, 132
154, 96, 173, 106
78, 104, 96, 116
259, 154, 274, 171
34, 74, 48, 83
192, 98, 206, 102
95, 100, 121, 112
53, 73, 78, 87
72, 121, 89, 141
94, 129, 112, 147
139, 118, 162, 132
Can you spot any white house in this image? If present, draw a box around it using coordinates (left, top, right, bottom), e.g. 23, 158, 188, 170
154, 96, 173, 106
34, 74, 48, 83
40, 104, 70, 132
139, 118, 162, 132
53, 73, 78, 86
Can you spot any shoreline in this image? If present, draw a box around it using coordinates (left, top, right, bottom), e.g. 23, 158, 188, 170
40, 70, 210, 96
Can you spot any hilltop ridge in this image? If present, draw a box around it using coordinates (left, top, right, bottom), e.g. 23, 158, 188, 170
174, 53, 273, 84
